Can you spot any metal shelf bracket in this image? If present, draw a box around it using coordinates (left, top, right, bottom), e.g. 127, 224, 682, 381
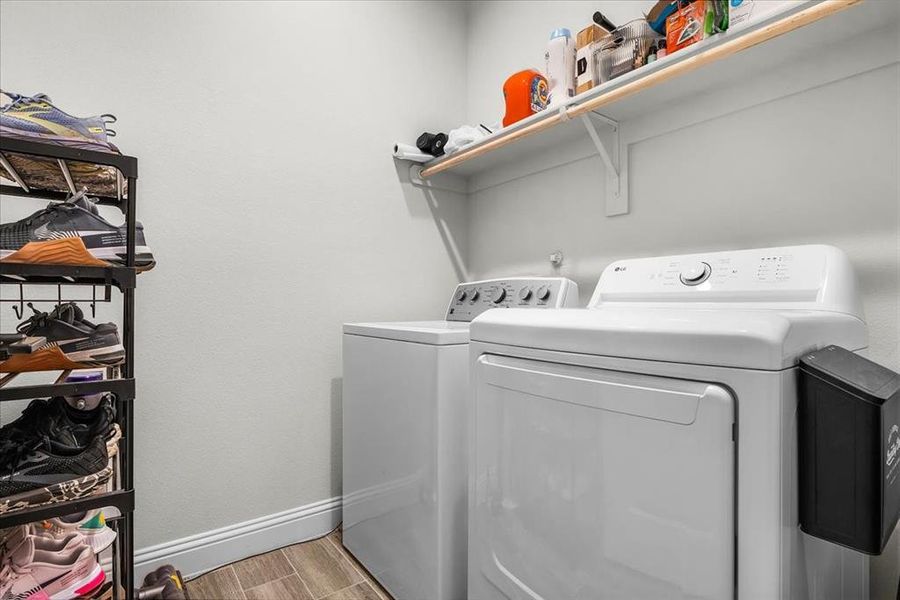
580, 111, 629, 217
408, 163, 467, 194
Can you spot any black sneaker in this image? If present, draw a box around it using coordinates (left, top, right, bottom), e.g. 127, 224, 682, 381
0, 396, 120, 456
0, 435, 112, 514
0, 303, 124, 373
0, 190, 154, 270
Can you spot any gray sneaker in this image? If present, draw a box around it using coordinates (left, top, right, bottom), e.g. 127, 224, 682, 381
0, 190, 154, 270
0, 302, 125, 373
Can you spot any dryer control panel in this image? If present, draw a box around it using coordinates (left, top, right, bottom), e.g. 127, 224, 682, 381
590, 245, 861, 318
446, 277, 578, 322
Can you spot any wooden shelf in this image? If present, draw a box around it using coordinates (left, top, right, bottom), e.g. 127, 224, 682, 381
417, 0, 895, 185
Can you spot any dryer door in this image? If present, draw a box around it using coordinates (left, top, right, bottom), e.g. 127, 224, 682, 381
470, 355, 735, 600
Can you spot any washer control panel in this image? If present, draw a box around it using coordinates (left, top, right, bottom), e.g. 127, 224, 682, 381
446, 277, 578, 322
589, 245, 861, 316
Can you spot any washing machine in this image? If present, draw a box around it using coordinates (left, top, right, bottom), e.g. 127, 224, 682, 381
468, 246, 869, 600
342, 277, 578, 600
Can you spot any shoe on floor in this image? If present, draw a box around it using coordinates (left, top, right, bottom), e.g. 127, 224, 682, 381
0, 435, 112, 515
0, 303, 125, 373
0, 90, 118, 153
0, 535, 105, 600
0, 190, 155, 270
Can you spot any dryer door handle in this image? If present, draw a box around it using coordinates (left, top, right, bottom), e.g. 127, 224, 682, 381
477, 354, 733, 426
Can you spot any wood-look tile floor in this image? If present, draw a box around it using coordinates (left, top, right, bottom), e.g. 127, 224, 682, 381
188, 528, 392, 600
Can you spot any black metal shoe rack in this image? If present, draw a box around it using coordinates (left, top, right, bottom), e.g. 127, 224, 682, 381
0, 137, 138, 597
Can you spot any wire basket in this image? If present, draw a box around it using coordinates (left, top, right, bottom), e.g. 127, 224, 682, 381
594, 19, 661, 83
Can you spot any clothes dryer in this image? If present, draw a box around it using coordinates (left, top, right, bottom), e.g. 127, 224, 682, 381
468, 246, 867, 600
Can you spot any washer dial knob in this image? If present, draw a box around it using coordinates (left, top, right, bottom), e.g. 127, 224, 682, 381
518, 287, 533, 301
456, 289, 468, 302
470, 289, 480, 301
680, 262, 711, 286
490, 287, 507, 304
536, 285, 552, 301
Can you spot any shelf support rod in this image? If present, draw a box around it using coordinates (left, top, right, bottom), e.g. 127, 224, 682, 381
0, 153, 30, 193
579, 113, 628, 216
57, 159, 77, 195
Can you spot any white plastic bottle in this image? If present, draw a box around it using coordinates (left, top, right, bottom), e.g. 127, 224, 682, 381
545, 28, 574, 107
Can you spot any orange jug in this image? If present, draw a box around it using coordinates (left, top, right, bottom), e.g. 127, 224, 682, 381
502, 69, 549, 127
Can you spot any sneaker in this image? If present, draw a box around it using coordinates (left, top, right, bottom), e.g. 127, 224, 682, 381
1, 530, 84, 558
0, 396, 119, 456
0, 303, 125, 373
0, 91, 118, 153
0, 191, 155, 270
34, 511, 118, 555
1, 519, 114, 559
0, 435, 112, 515
0, 525, 27, 557
0, 535, 105, 600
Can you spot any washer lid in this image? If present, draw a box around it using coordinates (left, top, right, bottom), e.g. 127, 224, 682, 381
470, 307, 866, 370
343, 320, 470, 345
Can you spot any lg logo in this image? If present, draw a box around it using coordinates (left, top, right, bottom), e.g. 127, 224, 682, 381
614, 266, 627, 272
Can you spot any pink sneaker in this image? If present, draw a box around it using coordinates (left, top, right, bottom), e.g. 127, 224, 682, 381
0, 536, 104, 599
34, 510, 118, 554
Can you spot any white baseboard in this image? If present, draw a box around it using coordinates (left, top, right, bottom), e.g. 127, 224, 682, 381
120, 496, 342, 581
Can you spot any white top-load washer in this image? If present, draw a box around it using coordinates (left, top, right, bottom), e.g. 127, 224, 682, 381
468, 246, 869, 600
342, 277, 578, 600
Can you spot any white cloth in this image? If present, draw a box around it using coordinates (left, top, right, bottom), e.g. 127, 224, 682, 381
445, 125, 489, 154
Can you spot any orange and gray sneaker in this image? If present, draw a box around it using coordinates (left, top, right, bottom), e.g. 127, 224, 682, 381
0, 535, 105, 599
0, 303, 124, 373
0, 191, 155, 270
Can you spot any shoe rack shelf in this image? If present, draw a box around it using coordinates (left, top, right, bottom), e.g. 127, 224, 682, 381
0, 263, 136, 290
0, 138, 139, 597
0, 489, 135, 529
0, 137, 136, 208
0, 377, 135, 403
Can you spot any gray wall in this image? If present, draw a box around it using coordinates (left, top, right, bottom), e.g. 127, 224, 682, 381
2, 0, 898, 595
0, 0, 469, 549
463, 1, 900, 597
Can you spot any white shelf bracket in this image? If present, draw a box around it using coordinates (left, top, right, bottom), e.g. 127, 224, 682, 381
580, 112, 629, 216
